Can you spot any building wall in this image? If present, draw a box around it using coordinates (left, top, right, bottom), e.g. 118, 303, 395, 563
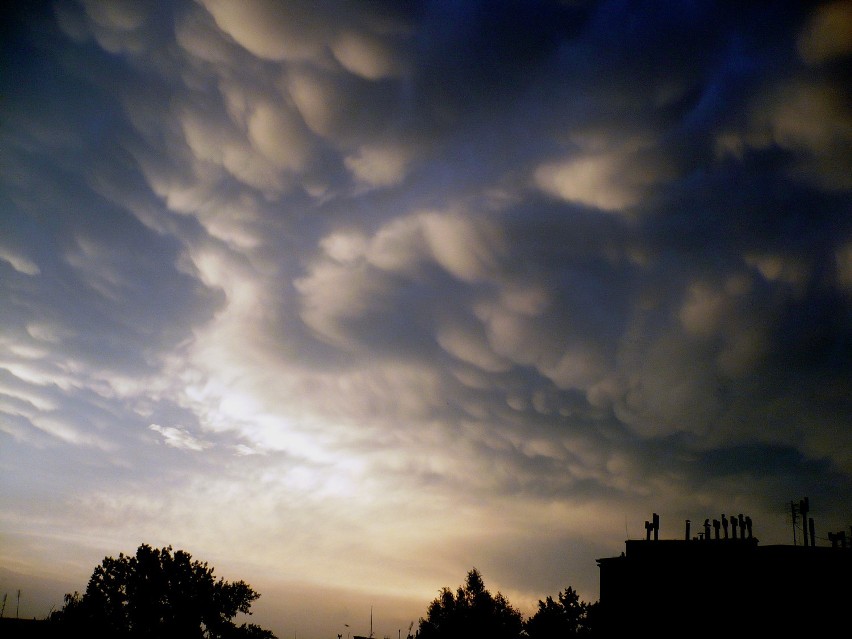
597, 539, 851, 637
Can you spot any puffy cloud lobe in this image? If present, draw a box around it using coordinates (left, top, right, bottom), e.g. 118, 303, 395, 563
246, 101, 314, 172
55, 0, 155, 54
331, 30, 405, 80
716, 80, 852, 192
296, 210, 508, 347
534, 150, 660, 213
420, 212, 507, 283
345, 144, 411, 187
2, 2, 852, 629
436, 322, 512, 374
199, 0, 330, 61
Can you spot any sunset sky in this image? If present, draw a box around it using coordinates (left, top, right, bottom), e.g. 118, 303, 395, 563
1, 1, 851, 637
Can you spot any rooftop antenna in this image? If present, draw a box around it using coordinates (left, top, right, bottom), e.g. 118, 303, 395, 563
790, 500, 798, 545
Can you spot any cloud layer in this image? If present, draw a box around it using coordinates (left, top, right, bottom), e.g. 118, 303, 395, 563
2, 1, 850, 636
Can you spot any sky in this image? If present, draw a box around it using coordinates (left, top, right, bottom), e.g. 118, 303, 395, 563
1, 0, 851, 637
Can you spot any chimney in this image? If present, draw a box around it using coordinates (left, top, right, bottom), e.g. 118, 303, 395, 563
685, 519, 691, 541
645, 513, 660, 541
829, 531, 847, 549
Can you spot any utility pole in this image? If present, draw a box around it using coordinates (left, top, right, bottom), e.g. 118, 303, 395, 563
16, 590, 20, 619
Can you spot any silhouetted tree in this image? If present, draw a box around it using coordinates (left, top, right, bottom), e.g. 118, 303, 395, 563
416, 568, 523, 639
49, 544, 276, 639
524, 586, 599, 638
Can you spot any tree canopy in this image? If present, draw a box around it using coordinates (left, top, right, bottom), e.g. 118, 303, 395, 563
50, 544, 276, 639
523, 586, 599, 638
416, 568, 524, 639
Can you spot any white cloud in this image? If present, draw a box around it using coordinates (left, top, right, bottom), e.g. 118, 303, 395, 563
678, 280, 769, 379
321, 231, 369, 264
715, 79, 852, 191
286, 72, 341, 139
26, 323, 68, 344
365, 216, 427, 273
436, 322, 511, 373
30, 414, 114, 449
295, 258, 389, 348
177, 102, 289, 194
331, 30, 403, 80
175, 7, 240, 64
345, 144, 411, 187
0, 247, 40, 276
533, 141, 666, 213
535, 154, 640, 211
498, 284, 551, 317
199, 0, 328, 61
247, 100, 315, 173
149, 424, 209, 451
0, 380, 57, 414
296, 210, 507, 348
539, 345, 609, 391
679, 282, 730, 338
420, 212, 506, 283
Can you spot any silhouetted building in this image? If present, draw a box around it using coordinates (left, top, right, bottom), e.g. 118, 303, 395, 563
0, 618, 55, 639
597, 513, 851, 637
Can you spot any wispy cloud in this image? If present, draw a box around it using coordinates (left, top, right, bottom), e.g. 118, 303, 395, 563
149, 424, 210, 452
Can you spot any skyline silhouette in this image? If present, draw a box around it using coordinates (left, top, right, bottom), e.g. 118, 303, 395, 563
2, 497, 849, 637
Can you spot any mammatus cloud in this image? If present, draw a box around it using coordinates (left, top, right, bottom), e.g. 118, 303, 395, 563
331, 30, 408, 81
345, 144, 412, 188
199, 0, 331, 62
533, 142, 668, 214
2, 2, 851, 636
